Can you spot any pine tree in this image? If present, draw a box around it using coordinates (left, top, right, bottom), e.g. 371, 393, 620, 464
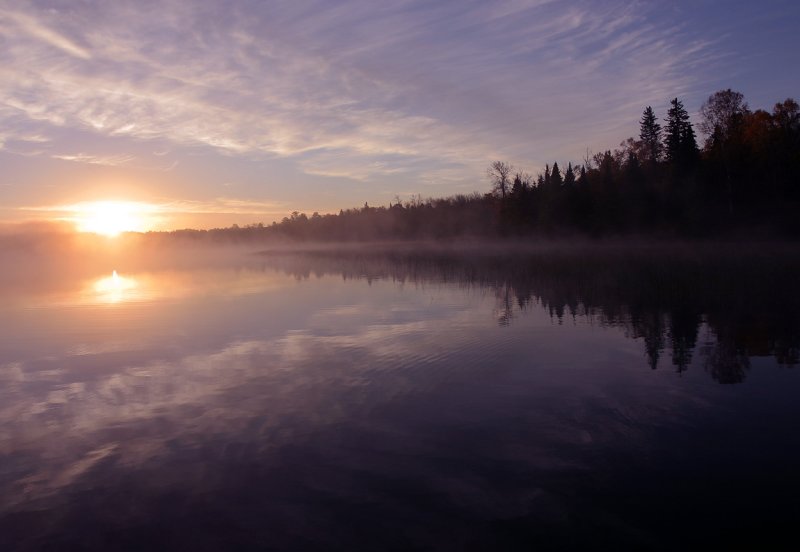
664, 98, 683, 162
551, 162, 563, 186
512, 174, 523, 195
639, 106, 662, 163
564, 162, 576, 186
679, 118, 698, 162
664, 98, 697, 165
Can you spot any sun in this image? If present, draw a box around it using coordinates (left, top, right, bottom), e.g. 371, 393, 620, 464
73, 200, 154, 236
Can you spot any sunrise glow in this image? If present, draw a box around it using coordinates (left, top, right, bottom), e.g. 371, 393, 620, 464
72, 201, 156, 236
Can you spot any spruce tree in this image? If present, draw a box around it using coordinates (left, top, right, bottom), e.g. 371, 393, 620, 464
639, 106, 662, 163
664, 98, 697, 165
679, 118, 698, 162
551, 162, 563, 186
664, 98, 683, 162
564, 162, 576, 186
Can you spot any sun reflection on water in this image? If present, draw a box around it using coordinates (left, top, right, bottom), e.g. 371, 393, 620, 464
18, 267, 292, 309
93, 270, 139, 303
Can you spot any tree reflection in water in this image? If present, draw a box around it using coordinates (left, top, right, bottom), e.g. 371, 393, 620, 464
259, 243, 800, 384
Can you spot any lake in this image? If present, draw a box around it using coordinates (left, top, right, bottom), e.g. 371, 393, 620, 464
1, 242, 799, 550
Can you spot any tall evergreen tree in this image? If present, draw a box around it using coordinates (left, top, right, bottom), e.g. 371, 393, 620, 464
680, 117, 699, 161
639, 106, 662, 163
511, 173, 523, 196
551, 162, 563, 186
564, 162, 576, 186
664, 98, 697, 165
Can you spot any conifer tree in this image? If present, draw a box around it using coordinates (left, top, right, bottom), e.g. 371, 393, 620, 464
639, 106, 662, 163
551, 162, 563, 186
564, 162, 576, 186
680, 118, 698, 162
664, 98, 697, 165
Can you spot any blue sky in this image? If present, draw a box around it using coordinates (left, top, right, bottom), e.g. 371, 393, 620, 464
1, 0, 798, 228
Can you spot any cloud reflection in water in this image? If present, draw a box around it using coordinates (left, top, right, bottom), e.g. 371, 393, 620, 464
1, 248, 799, 549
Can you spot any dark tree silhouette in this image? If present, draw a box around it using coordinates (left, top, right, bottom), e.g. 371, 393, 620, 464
700, 89, 750, 145
639, 106, 662, 163
487, 161, 513, 199
664, 98, 698, 166
564, 162, 576, 187
772, 98, 800, 133
700, 89, 750, 215
551, 162, 563, 187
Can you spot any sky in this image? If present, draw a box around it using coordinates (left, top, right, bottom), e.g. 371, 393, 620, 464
1, 0, 798, 230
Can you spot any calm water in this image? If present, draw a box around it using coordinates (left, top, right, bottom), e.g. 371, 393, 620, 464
1, 244, 799, 550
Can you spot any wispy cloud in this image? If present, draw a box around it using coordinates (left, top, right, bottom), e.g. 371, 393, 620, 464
0, 9, 91, 59
49, 151, 178, 171
161, 198, 287, 215
0, 0, 793, 208
51, 153, 136, 167
21, 197, 287, 217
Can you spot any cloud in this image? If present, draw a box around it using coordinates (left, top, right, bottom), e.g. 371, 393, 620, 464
0, 9, 91, 59
0, 0, 745, 188
15, 134, 50, 143
21, 197, 288, 217
49, 151, 178, 171
161, 198, 287, 215
52, 153, 136, 166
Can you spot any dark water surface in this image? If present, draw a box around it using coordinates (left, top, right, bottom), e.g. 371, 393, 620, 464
1, 244, 799, 550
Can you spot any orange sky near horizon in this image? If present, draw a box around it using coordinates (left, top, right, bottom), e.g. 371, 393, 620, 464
8, 197, 299, 234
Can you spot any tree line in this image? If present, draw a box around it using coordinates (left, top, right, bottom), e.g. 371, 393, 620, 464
160, 89, 799, 242
485, 90, 798, 236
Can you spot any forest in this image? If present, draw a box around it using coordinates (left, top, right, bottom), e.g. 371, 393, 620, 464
160, 89, 799, 242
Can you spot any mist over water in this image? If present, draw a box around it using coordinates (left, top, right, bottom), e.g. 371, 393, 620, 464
1, 240, 799, 549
